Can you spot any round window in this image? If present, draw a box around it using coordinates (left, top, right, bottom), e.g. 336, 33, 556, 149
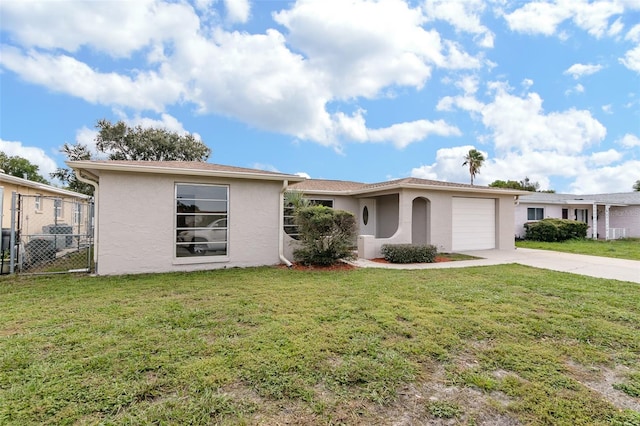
363, 206, 369, 225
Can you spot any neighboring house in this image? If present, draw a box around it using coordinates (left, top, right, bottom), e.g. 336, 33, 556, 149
515, 192, 640, 240
0, 172, 91, 231
67, 160, 526, 275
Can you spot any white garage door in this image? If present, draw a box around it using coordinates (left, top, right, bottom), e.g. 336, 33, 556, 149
452, 197, 495, 251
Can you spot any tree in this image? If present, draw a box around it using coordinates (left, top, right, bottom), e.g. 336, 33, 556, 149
0, 152, 49, 184
95, 119, 211, 161
53, 119, 212, 196
462, 149, 485, 185
634, 180, 640, 192
489, 177, 541, 192
50, 143, 95, 196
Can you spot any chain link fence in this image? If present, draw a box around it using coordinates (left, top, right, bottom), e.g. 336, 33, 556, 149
8, 194, 94, 274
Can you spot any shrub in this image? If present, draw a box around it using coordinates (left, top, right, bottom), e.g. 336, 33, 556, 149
381, 244, 437, 263
293, 205, 357, 266
524, 219, 588, 242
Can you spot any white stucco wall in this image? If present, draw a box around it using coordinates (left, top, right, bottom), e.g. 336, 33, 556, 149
95, 171, 284, 275
597, 206, 640, 238
358, 189, 517, 257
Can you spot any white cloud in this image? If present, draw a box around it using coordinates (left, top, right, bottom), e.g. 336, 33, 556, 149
503, 0, 626, 39
367, 119, 462, 149
295, 172, 311, 179
0, 0, 199, 57
411, 145, 483, 184
626, 23, 640, 42
502, 2, 573, 36
570, 161, 640, 193
0, 46, 183, 111
427, 81, 613, 192
602, 104, 613, 113
0, 0, 478, 151
588, 149, 623, 166
564, 63, 604, 79
0, 139, 58, 179
441, 82, 607, 155
521, 78, 534, 89
620, 44, 640, 73
423, 0, 494, 48
334, 110, 460, 148
224, 0, 250, 24
618, 133, 640, 147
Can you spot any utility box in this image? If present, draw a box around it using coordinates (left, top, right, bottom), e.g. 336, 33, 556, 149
42, 224, 73, 248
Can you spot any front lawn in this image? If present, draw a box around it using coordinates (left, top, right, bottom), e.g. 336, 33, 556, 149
516, 238, 640, 260
1, 266, 639, 425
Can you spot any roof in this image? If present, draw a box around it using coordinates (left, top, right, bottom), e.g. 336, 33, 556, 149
0, 173, 91, 199
67, 160, 306, 183
519, 192, 640, 206
290, 176, 527, 196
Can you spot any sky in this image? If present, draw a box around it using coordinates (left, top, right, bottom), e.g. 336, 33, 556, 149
1, 0, 639, 194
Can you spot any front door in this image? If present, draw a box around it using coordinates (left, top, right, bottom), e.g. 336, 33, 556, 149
359, 199, 376, 236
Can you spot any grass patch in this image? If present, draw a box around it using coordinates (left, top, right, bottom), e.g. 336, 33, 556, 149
517, 238, 640, 260
1, 265, 639, 424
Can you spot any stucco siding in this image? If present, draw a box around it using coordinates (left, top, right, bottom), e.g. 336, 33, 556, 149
96, 171, 283, 275
376, 194, 399, 238
597, 206, 640, 238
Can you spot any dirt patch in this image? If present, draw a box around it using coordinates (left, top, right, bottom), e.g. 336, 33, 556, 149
566, 361, 640, 412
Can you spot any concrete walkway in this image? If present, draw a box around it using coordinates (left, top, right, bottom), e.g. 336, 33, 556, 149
350, 248, 640, 283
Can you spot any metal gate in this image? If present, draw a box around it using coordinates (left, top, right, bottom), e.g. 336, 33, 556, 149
6, 193, 94, 274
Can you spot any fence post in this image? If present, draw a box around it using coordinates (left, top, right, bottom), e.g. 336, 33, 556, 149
10, 192, 17, 274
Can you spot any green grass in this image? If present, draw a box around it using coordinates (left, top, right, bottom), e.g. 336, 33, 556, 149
517, 238, 640, 260
1, 266, 639, 425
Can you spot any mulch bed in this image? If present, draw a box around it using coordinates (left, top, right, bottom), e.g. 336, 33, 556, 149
371, 256, 452, 264
279, 256, 453, 270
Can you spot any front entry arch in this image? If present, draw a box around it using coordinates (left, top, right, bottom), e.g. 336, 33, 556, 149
412, 197, 430, 245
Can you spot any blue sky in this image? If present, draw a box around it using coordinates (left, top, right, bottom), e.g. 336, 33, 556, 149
1, 0, 639, 194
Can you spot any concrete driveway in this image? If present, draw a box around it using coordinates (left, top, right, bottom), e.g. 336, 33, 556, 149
351, 248, 640, 283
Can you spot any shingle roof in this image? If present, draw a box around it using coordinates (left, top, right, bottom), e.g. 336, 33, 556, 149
519, 192, 640, 205
361, 177, 484, 191
68, 160, 305, 182
288, 179, 367, 192
88, 160, 299, 177
290, 176, 526, 195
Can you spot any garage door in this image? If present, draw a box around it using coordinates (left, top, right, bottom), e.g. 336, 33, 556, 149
452, 197, 495, 251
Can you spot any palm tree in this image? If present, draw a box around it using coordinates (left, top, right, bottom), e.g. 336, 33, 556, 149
462, 149, 485, 185
633, 180, 640, 192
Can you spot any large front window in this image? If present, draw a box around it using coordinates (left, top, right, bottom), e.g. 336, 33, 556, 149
175, 184, 228, 257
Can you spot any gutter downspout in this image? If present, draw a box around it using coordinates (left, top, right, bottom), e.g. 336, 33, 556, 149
75, 170, 99, 274
279, 180, 293, 268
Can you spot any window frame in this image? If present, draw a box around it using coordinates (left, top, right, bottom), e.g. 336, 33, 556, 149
34, 194, 42, 212
575, 208, 589, 224
527, 207, 544, 221
284, 198, 334, 240
174, 183, 229, 260
53, 198, 63, 220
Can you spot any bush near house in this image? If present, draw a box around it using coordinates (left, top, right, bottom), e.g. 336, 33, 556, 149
381, 244, 437, 263
293, 205, 357, 266
524, 219, 589, 242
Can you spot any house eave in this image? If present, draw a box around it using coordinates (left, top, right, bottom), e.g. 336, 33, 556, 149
66, 161, 306, 183
0, 172, 91, 199
352, 183, 527, 197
